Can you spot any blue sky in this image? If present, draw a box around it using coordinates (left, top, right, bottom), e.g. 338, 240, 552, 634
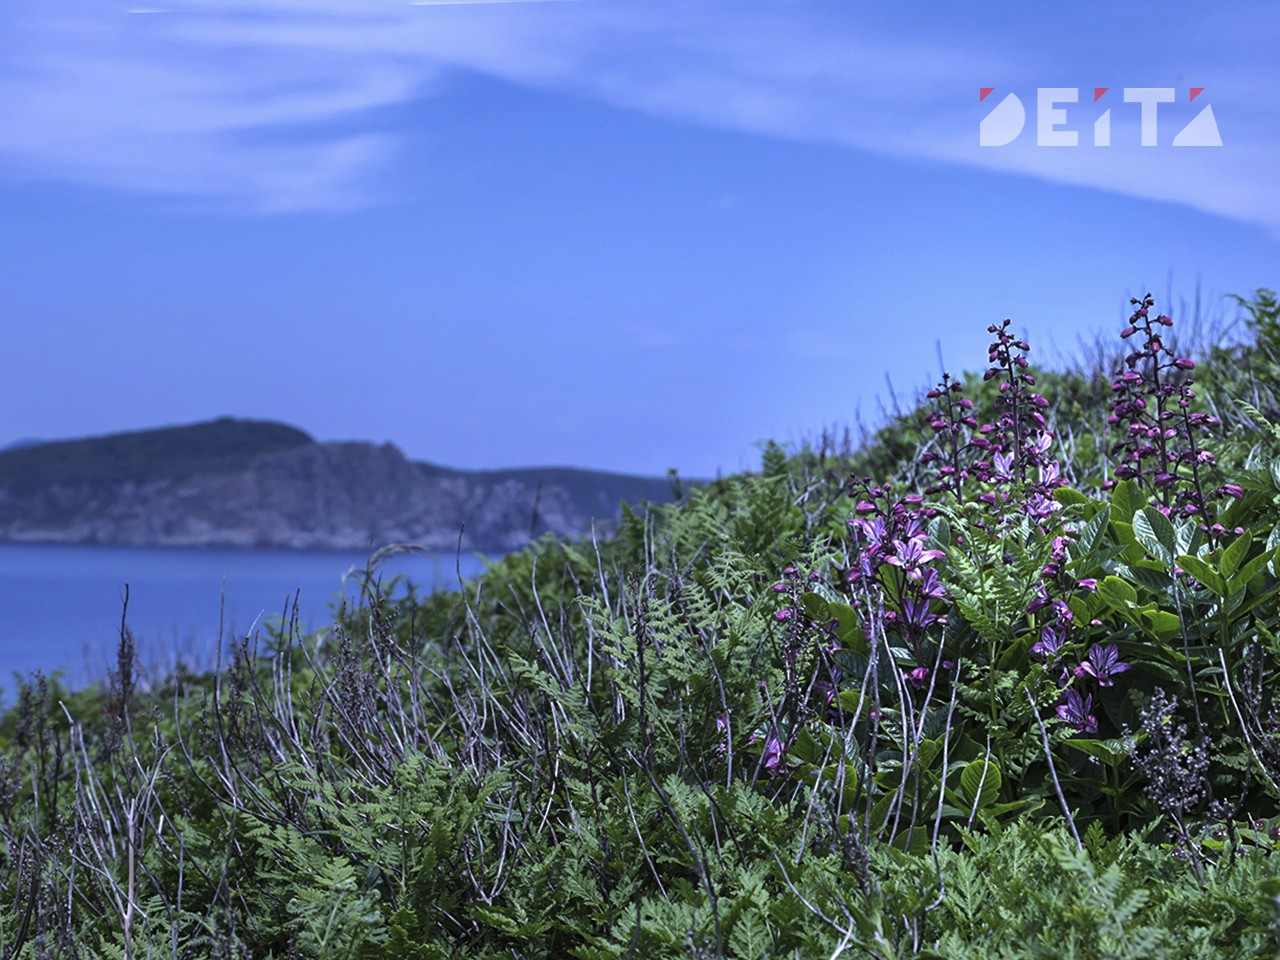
2, 0, 1278, 478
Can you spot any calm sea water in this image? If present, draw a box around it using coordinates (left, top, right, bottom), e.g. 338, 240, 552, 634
0, 543, 488, 690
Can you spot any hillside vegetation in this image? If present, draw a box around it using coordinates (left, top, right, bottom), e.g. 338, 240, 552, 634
4, 290, 1280, 958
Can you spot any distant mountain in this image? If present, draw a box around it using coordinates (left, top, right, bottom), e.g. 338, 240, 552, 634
0, 419, 677, 552
1, 438, 45, 452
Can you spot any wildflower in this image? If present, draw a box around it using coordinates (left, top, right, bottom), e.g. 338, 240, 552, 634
906, 666, 931, 690
884, 537, 945, 570
1030, 624, 1066, 663
1057, 689, 1098, 734
774, 608, 793, 621
900, 595, 938, 630
917, 566, 948, 600
1078, 643, 1130, 687
761, 732, 785, 772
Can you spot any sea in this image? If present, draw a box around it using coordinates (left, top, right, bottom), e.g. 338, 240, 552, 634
0, 543, 489, 694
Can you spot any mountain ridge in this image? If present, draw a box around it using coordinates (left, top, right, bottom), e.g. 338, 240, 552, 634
0, 418, 677, 552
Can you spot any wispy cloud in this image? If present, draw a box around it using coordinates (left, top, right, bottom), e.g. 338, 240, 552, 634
1, 0, 1276, 225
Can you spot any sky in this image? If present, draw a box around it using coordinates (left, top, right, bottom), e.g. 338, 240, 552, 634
2, 0, 1278, 479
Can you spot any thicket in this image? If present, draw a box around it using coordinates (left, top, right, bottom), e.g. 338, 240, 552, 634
4, 291, 1280, 958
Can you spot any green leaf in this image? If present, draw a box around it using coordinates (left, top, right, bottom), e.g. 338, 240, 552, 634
800, 591, 830, 622
1053, 487, 1090, 507
960, 758, 1001, 810
1133, 507, 1175, 568
1229, 547, 1277, 595
1220, 529, 1252, 580
1097, 576, 1138, 609
1140, 608, 1182, 641
1076, 505, 1111, 555
837, 689, 869, 717
1179, 518, 1206, 559
1062, 738, 1130, 766
1110, 522, 1146, 565
1110, 479, 1147, 522
828, 601, 869, 654
1177, 554, 1226, 596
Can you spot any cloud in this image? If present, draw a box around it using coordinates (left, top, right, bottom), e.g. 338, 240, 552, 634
0, 0, 1276, 226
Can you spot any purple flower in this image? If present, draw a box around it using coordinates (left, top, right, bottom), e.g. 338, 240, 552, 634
900, 595, 938, 630
1030, 624, 1066, 663
775, 608, 794, 622
850, 516, 889, 548
917, 566, 948, 600
906, 666, 931, 690
1057, 689, 1098, 734
1078, 643, 1131, 687
884, 537, 946, 570
761, 732, 785, 772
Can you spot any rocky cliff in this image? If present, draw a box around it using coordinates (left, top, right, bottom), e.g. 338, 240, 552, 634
0, 420, 675, 552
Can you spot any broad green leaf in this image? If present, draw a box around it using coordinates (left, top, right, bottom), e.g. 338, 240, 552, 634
1110, 522, 1146, 564
1220, 529, 1252, 580
1229, 547, 1278, 596
960, 758, 1001, 809
1175, 518, 1204, 559
1098, 575, 1138, 609
837, 689, 870, 717
1140, 608, 1182, 641
800, 591, 830, 622
891, 826, 931, 856
828, 601, 868, 654
1133, 507, 1175, 567
1066, 595, 1093, 626
1118, 562, 1175, 595
1076, 505, 1111, 555
1270, 456, 1280, 492
1177, 554, 1226, 596
1053, 487, 1090, 507
1110, 479, 1147, 522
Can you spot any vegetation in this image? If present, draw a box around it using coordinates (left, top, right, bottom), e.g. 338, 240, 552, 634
5, 290, 1280, 957
0, 418, 313, 491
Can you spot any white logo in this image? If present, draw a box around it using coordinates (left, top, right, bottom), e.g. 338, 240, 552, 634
979, 87, 1221, 147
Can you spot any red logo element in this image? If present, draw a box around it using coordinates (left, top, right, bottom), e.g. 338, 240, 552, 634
980, 87, 994, 102
1190, 87, 1204, 101
1094, 87, 1109, 102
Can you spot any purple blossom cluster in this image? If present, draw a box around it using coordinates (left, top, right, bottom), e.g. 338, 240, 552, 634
972, 319, 1065, 521
1107, 294, 1239, 533
846, 478, 949, 679
1039, 636, 1130, 734
920, 372, 978, 501
919, 322, 1065, 522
